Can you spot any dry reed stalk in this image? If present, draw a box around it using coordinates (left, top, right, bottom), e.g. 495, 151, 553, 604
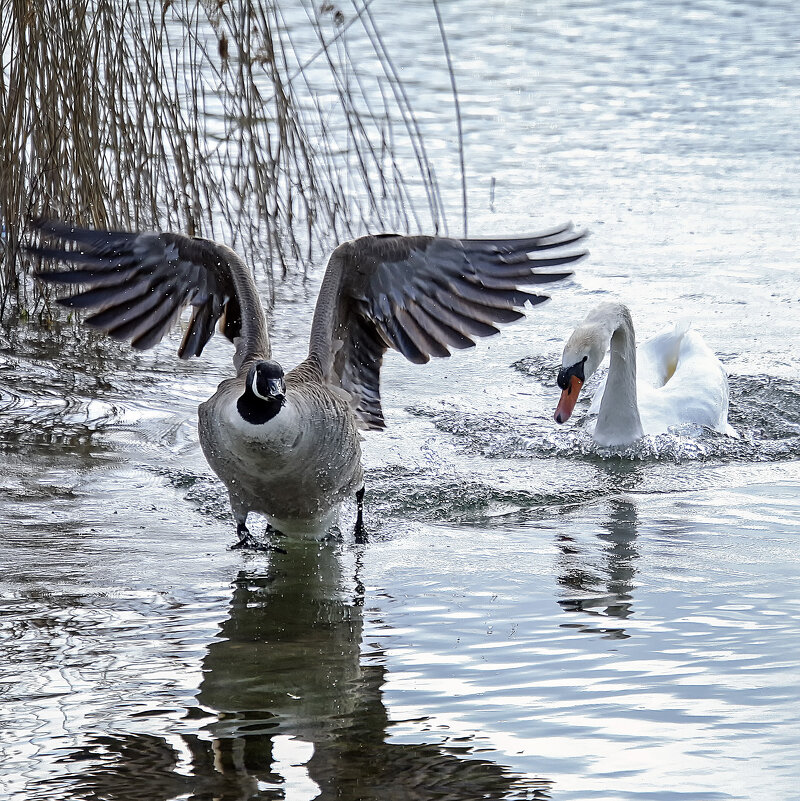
0, 0, 447, 324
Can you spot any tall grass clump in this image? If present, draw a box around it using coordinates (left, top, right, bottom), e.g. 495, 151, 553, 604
0, 0, 448, 322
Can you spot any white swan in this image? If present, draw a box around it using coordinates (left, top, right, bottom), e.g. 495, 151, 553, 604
554, 301, 737, 446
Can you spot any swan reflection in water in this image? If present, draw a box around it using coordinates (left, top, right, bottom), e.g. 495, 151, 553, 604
45, 537, 547, 800
556, 494, 640, 640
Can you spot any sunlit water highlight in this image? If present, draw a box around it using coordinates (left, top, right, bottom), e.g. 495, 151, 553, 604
2, 1, 800, 799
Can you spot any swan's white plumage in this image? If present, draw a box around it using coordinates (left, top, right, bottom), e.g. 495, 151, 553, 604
561, 303, 737, 446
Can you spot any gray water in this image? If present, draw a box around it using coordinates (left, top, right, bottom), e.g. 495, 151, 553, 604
2, 1, 800, 799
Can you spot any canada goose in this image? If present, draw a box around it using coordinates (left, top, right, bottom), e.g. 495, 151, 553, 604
554, 301, 737, 446
30, 220, 587, 545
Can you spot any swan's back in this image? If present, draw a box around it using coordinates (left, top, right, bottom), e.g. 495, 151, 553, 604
637, 325, 736, 436
589, 320, 737, 437
636, 320, 691, 388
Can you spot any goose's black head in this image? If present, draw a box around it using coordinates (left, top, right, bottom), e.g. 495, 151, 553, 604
237, 360, 286, 424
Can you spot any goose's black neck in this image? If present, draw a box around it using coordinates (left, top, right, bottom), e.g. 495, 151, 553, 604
237, 390, 284, 425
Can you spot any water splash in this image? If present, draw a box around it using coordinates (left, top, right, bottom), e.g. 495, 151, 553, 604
511, 354, 560, 385
409, 372, 800, 466
157, 468, 233, 523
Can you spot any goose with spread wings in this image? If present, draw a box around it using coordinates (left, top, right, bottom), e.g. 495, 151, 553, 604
30, 220, 587, 545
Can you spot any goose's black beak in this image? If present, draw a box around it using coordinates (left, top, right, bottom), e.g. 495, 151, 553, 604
267, 378, 286, 403
249, 362, 286, 407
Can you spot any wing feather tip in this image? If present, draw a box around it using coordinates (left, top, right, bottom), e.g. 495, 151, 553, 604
524, 294, 550, 307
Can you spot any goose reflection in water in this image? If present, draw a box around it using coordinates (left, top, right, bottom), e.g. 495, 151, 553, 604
42, 538, 549, 801
556, 495, 640, 640
197, 539, 545, 799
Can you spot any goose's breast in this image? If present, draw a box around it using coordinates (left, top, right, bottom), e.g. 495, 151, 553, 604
198, 382, 363, 519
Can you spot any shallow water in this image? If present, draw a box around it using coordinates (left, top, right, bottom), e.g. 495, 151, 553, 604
2, 0, 800, 799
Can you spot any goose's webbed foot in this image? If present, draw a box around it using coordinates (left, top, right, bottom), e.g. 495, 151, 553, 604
230, 521, 286, 553
264, 522, 286, 538
262, 523, 287, 553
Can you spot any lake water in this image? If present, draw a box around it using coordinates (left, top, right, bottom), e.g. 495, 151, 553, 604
2, 1, 800, 799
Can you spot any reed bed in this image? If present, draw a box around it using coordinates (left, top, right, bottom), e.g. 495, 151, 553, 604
0, 0, 449, 322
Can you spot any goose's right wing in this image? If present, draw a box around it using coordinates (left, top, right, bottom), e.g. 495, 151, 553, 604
28, 220, 270, 368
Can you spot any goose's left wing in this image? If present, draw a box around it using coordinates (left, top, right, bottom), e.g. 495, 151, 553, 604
307, 222, 588, 430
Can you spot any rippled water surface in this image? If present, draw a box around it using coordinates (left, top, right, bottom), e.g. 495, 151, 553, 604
2, 1, 800, 799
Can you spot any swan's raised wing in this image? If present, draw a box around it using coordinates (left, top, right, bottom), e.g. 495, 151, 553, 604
308, 222, 588, 430
28, 220, 270, 369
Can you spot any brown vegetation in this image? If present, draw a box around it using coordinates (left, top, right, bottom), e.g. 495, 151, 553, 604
0, 0, 445, 321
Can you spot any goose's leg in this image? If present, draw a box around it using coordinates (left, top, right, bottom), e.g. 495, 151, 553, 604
263, 523, 287, 550
263, 523, 285, 537
231, 517, 253, 550
354, 485, 367, 544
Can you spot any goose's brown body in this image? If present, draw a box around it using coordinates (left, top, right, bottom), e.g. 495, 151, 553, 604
199, 361, 363, 527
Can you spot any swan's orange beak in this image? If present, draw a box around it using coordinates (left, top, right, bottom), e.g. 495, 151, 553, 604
554, 375, 583, 424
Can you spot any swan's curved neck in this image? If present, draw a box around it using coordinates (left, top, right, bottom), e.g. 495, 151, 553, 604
595, 309, 643, 446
